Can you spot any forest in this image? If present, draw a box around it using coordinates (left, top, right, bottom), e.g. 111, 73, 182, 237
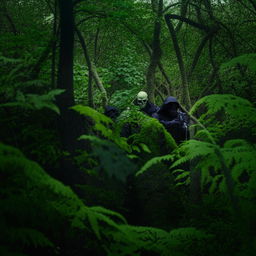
0, 0, 256, 255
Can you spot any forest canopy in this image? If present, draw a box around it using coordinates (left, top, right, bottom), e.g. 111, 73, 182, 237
0, 0, 256, 255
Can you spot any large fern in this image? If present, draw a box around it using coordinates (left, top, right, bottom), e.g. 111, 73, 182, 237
79, 135, 137, 182
0, 143, 217, 256
0, 89, 64, 114
72, 105, 132, 152
106, 224, 213, 256
190, 94, 256, 143
0, 143, 130, 255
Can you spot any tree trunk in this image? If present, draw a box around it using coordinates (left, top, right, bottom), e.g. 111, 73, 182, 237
188, 30, 216, 80
57, 0, 74, 111
175, 0, 189, 33
51, 0, 58, 89
75, 27, 94, 107
76, 27, 108, 107
91, 61, 108, 107
56, 0, 84, 152
165, 14, 191, 108
146, 0, 163, 103
124, 25, 174, 96
56, 0, 87, 185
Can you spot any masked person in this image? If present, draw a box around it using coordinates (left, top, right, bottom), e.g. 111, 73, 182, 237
153, 96, 190, 144
134, 91, 159, 117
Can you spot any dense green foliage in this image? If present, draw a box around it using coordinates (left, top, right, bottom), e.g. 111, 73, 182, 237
1, 0, 256, 255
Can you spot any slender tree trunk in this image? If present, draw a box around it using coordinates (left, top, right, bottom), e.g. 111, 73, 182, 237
165, 14, 191, 108
146, 0, 163, 103
188, 30, 217, 80
158, 61, 174, 95
76, 26, 108, 107
125, 26, 174, 95
75, 27, 94, 107
91, 62, 108, 107
94, 27, 100, 64
51, 0, 58, 88
143, 41, 174, 95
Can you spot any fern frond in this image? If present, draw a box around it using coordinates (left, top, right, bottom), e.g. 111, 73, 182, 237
171, 140, 218, 169
0, 90, 64, 114
190, 94, 253, 117
136, 154, 174, 176
87, 210, 101, 239
209, 175, 224, 194
73, 105, 132, 152
190, 94, 256, 141
0, 143, 128, 251
174, 171, 190, 181
222, 140, 256, 179
89, 206, 127, 224
0, 54, 23, 64
79, 135, 136, 181
108, 225, 213, 256
7, 228, 54, 247
169, 227, 213, 240
221, 53, 256, 72
72, 105, 112, 125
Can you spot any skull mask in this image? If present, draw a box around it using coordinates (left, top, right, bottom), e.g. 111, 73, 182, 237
136, 91, 148, 109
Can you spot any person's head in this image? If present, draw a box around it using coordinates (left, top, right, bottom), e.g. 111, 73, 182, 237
165, 102, 178, 117
104, 106, 119, 120
162, 96, 179, 118
136, 91, 148, 109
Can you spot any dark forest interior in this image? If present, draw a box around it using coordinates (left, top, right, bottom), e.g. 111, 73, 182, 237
1, 0, 256, 255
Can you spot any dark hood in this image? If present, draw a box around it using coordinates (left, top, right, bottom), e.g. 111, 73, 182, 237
105, 106, 118, 113
104, 106, 119, 119
163, 96, 179, 105
158, 96, 180, 115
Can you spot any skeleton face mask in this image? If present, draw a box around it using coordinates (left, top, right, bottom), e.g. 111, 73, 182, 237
137, 91, 148, 109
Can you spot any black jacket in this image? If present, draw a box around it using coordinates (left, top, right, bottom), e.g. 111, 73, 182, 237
153, 97, 189, 143
133, 99, 159, 117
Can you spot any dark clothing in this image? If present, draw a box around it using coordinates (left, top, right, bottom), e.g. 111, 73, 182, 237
141, 101, 160, 117
153, 96, 189, 144
134, 99, 159, 117
104, 106, 119, 120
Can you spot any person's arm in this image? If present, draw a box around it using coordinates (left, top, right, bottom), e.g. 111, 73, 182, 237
160, 119, 181, 128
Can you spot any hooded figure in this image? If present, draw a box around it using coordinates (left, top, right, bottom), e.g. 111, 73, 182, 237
153, 96, 189, 144
134, 91, 159, 117
104, 106, 119, 120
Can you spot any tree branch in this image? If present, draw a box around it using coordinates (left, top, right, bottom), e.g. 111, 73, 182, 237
165, 14, 211, 32
162, 2, 179, 14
